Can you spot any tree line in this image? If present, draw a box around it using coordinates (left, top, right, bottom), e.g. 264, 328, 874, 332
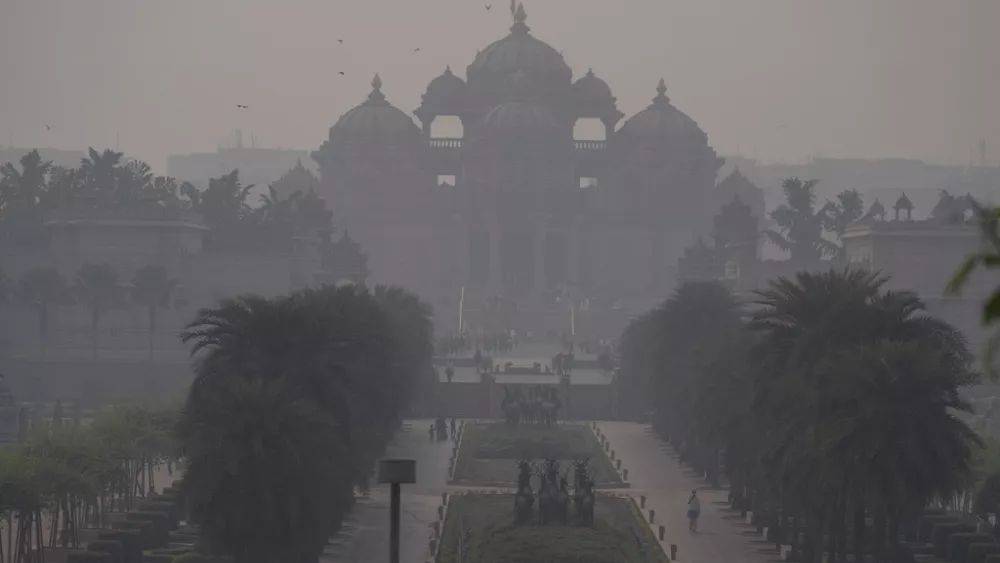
0, 148, 331, 252
620, 269, 981, 563
177, 283, 434, 563
0, 404, 178, 563
0, 262, 177, 360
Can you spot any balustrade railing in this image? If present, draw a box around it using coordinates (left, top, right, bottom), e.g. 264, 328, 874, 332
429, 137, 463, 149
574, 139, 606, 151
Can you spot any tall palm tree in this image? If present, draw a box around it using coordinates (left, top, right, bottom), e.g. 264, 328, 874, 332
0, 150, 52, 245
130, 265, 177, 361
74, 263, 120, 360
764, 178, 838, 265
17, 267, 68, 356
949, 203, 1000, 376
79, 148, 123, 199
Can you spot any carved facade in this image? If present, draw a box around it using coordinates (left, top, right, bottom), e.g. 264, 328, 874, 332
313, 5, 722, 327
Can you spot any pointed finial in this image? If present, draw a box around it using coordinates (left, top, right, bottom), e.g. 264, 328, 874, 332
511, 2, 529, 33
586, 68, 595, 77
653, 78, 669, 104
445, 65, 452, 74
367, 73, 386, 103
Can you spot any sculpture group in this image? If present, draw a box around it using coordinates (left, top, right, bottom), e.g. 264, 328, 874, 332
513, 458, 595, 526
501, 385, 561, 427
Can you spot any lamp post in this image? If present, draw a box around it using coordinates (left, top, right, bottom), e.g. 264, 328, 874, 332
378, 458, 417, 563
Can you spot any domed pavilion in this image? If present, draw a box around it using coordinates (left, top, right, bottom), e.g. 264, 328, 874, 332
313, 3, 723, 329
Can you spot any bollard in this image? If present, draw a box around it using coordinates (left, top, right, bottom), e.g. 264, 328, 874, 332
658, 525, 665, 541
616, 459, 622, 470
640, 495, 646, 508
605, 442, 610, 452
611, 450, 615, 460
431, 520, 440, 537
649, 509, 655, 523
429, 538, 437, 553
437, 505, 444, 520
442, 492, 448, 505
623, 469, 629, 481
670, 544, 678, 560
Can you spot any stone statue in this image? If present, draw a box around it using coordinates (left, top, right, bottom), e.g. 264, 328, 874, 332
537, 459, 568, 525
572, 458, 595, 526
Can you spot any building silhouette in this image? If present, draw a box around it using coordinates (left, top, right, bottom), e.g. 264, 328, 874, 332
313, 4, 721, 328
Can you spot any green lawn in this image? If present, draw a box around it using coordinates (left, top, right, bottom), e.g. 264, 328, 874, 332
437, 493, 668, 563
452, 422, 623, 486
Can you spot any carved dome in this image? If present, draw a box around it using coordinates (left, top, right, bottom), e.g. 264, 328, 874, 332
415, 67, 468, 121
618, 79, 709, 146
480, 101, 559, 136
573, 69, 613, 101
466, 4, 571, 89
327, 75, 421, 145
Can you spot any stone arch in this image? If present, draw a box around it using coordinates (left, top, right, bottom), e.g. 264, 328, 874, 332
572, 117, 606, 142
430, 115, 464, 139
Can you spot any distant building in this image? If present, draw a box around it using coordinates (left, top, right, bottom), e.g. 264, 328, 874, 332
167, 145, 315, 196
313, 5, 723, 333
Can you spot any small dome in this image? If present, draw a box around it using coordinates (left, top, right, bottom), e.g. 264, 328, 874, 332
481, 101, 559, 135
425, 66, 466, 101
573, 69, 613, 101
618, 79, 708, 145
329, 74, 421, 145
467, 4, 571, 87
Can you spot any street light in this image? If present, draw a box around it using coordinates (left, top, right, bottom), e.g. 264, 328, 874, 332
378, 458, 417, 563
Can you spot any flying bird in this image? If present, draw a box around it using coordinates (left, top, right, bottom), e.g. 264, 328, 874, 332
413, 47, 421, 53
338, 71, 346, 76
485, 4, 492, 11
236, 104, 248, 109
44, 124, 52, 131
337, 38, 344, 44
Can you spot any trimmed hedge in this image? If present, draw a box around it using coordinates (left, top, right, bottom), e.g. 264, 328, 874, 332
141, 555, 174, 563
172, 554, 229, 563
67, 552, 112, 563
922, 515, 962, 541
87, 540, 124, 563
949, 533, 994, 563
933, 524, 976, 557
99, 529, 143, 563
967, 542, 1000, 563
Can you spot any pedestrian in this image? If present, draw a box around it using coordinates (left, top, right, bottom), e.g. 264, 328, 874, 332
687, 489, 701, 532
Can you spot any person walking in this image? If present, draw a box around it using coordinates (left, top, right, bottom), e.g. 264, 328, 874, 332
687, 489, 701, 532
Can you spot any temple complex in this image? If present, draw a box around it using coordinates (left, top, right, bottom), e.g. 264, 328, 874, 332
313, 4, 722, 333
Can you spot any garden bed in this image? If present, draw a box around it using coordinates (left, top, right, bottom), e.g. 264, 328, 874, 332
437, 493, 666, 563
451, 422, 624, 487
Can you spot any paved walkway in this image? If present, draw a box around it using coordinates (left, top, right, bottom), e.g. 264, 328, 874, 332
321, 419, 452, 563
598, 421, 776, 563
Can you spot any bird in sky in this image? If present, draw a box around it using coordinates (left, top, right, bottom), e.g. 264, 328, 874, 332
485, 4, 492, 11
338, 71, 346, 76
236, 104, 248, 109
44, 124, 52, 131
337, 39, 344, 44
413, 47, 421, 53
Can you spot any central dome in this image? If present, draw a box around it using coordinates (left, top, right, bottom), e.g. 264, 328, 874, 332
467, 4, 571, 87
329, 74, 420, 145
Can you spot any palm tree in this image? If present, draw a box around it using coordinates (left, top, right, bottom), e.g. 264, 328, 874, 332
949, 204, 1000, 376
130, 265, 177, 361
79, 148, 123, 200
764, 178, 838, 265
74, 263, 120, 360
0, 150, 52, 245
17, 267, 68, 356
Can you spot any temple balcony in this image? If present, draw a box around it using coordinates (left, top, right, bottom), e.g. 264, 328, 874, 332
574, 140, 606, 151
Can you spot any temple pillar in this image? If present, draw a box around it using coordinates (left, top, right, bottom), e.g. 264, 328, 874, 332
567, 223, 581, 285
488, 225, 502, 293
533, 223, 546, 296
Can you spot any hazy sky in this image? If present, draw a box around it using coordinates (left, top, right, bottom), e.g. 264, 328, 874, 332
2, 0, 998, 172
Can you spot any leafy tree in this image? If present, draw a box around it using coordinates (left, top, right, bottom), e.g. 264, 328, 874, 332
131, 265, 178, 361
949, 204, 1000, 376
764, 178, 838, 265
179, 284, 433, 563
17, 267, 69, 356
0, 150, 52, 245
79, 148, 124, 200
74, 263, 121, 360
822, 189, 864, 240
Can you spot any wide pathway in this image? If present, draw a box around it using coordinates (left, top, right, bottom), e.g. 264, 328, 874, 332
599, 421, 776, 563
321, 419, 452, 563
